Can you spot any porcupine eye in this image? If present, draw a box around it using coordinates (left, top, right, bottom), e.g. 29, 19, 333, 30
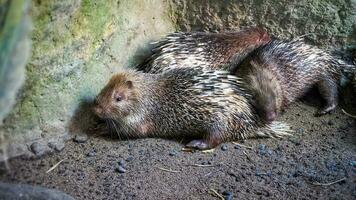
115, 95, 123, 102
113, 92, 124, 102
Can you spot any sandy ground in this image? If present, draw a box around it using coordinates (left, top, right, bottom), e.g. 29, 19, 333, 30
0, 91, 355, 200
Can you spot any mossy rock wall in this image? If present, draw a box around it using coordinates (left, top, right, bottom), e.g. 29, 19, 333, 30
1, 0, 175, 158
1, 0, 355, 159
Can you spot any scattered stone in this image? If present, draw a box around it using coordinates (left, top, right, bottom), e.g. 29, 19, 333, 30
350, 160, 356, 167
128, 144, 133, 151
289, 138, 301, 146
0, 182, 75, 200
234, 145, 240, 150
169, 150, 177, 156
221, 144, 228, 151
296, 128, 305, 134
116, 166, 127, 173
292, 170, 302, 177
48, 141, 65, 152
227, 170, 237, 177
328, 120, 334, 126
126, 156, 134, 162
73, 134, 88, 143
118, 160, 126, 167
30, 142, 51, 157
257, 144, 266, 156
86, 149, 96, 157
222, 191, 233, 200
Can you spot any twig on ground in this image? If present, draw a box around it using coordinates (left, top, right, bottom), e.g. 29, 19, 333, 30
189, 164, 215, 167
342, 109, 356, 119
46, 159, 65, 173
208, 188, 225, 200
232, 142, 253, 149
202, 149, 215, 153
243, 151, 253, 162
181, 147, 194, 152
310, 177, 346, 186
157, 167, 180, 173
181, 148, 215, 153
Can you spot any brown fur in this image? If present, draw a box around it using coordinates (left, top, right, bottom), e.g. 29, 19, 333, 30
235, 39, 351, 122
94, 68, 292, 149
138, 27, 271, 73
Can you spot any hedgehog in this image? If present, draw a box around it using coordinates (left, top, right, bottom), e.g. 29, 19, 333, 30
94, 67, 292, 150
137, 26, 270, 73
234, 38, 356, 122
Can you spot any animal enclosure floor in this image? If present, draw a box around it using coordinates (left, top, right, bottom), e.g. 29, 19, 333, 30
0, 102, 355, 200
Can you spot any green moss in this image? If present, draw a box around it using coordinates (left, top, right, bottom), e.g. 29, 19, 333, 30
72, 0, 113, 46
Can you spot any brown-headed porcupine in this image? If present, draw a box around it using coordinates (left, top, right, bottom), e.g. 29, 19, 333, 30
138, 27, 270, 73
235, 38, 356, 122
94, 67, 291, 150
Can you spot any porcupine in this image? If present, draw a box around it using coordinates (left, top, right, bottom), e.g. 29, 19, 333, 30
234, 38, 356, 122
137, 26, 270, 73
94, 67, 291, 150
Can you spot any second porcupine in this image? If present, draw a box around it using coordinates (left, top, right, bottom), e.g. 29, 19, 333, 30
138, 26, 270, 73
235, 38, 356, 122
94, 67, 291, 150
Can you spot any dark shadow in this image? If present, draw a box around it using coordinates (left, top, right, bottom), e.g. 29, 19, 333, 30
298, 84, 356, 116
68, 97, 102, 137
126, 40, 157, 71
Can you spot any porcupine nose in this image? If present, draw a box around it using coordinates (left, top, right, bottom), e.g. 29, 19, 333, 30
93, 98, 104, 116
93, 105, 102, 116
266, 111, 276, 122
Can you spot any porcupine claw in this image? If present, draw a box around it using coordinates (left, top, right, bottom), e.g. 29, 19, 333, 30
185, 140, 210, 150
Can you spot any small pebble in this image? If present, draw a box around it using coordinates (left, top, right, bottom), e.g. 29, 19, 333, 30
73, 134, 88, 143
349, 160, 356, 167
116, 166, 126, 173
234, 145, 240, 150
258, 144, 266, 155
221, 144, 228, 151
169, 150, 177, 156
289, 138, 301, 146
48, 141, 65, 152
126, 156, 134, 162
118, 160, 125, 167
222, 191, 233, 200
86, 150, 96, 157
87, 152, 96, 157
128, 144, 133, 151
30, 142, 51, 157
296, 128, 305, 134
328, 120, 334, 126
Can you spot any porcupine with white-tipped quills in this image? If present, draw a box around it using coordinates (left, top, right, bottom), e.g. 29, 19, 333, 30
138, 26, 270, 73
94, 67, 291, 150
235, 38, 356, 122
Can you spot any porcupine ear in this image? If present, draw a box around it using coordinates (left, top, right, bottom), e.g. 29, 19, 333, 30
126, 80, 133, 89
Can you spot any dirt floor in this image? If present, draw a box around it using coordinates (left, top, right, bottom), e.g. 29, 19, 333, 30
0, 92, 355, 200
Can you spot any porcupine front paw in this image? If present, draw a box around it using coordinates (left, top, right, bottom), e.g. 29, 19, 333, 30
315, 103, 337, 116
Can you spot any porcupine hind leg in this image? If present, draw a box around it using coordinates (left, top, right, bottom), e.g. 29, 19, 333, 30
185, 128, 225, 150
315, 76, 338, 116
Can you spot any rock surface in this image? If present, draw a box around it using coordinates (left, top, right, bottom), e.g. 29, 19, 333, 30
0, 182, 75, 200
1, 0, 175, 159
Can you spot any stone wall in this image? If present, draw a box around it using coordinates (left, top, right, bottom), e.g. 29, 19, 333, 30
170, 0, 356, 47
1, 0, 355, 159
1, 0, 175, 159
